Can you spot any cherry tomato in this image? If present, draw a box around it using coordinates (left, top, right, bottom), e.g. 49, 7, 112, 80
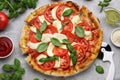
44, 5, 56, 23
60, 54, 70, 69
39, 61, 55, 70
29, 30, 39, 43
61, 30, 75, 43
78, 22, 92, 31
43, 25, 58, 34
0, 11, 9, 30
62, 19, 73, 32
73, 43, 85, 62
53, 46, 68, 57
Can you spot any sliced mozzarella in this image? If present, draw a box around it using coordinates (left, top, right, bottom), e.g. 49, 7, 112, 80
53, 20, 62, 33
36, 54, 47, 65
53, 33, 67, 43
71, 15, 81, 26
52, 6, 58, 20
84, 31, 92, 40
30, 26, 37, 33
41, 34, 53, 42
47, 43, 55, 57
61, 7, 70, 20
70, 59, 73, 66
54, 57, 61, 68
38, 15, 50, 25
27, 41, 41, 49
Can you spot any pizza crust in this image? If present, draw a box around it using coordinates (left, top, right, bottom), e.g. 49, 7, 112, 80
19, 1, 103, 77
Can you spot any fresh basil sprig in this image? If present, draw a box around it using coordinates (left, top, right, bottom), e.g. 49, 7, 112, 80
62, 39, 77, 65
40, 21, 47, 33
39, 56, 59, 62
95, 65, 104, 74
0, 58, 25, 80
75, 26, 85, 38
98, 0, 112, 12
62, 9, 73, 17
51, 38, 62, 47
37, 42, 48, 52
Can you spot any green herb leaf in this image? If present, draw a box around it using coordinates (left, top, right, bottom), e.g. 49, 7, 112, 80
37, 42, 48, 52
63, 39, 77, 65
36, 29, 42, 41
62, 9, 73, 17
75, 26, 85, 38
40, 21, 47, 33
104, 0, 111, 2
95, 65, 104, 74
51, 38, 62, 47
33, 78, 39, 80
14, 58, 21, 67
39, 56, 58, 62
2, 64, 13, 72
0, 73, 8, 80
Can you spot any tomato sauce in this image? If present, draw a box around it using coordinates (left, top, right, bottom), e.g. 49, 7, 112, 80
0, 37, 13, 57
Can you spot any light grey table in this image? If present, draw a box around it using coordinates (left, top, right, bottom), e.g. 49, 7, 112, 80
0, 0, 120, 80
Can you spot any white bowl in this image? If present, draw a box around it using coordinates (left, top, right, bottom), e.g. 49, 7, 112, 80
0, 36, 14, 58
111, 28, 120, 47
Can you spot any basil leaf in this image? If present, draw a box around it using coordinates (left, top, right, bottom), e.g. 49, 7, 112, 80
36, 29, 42, 41
33, 78, 39, 80
62, 9, 73, 16
14, 58, 21, 67
40, 21, 47, 33
95, 65, 104, 74
51, 38, 62, 47
75, 26, 85, 38
37, 42, 48, 52
2, 64, 13, 72
70, 54, 77, 65
62, 39, 69, 44
39, 56, 58, 62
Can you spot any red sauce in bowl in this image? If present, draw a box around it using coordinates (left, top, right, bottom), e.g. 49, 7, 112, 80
0, 37, 13, 58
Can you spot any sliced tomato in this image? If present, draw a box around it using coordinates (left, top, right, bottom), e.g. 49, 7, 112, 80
79, 39, 89, 52
56, 4, 66, 20
73, 43, 85, 62
53, 46, 68, 57
29, 30, 39, 43
29, 17, 41, 29
78, 22, 93, 31
60, 54, 70, 69
44, 5, 56, 23
62, 19, 73, 32
39, 61, 55, 70
61, 30, 75, 43
43, 25, 58, 34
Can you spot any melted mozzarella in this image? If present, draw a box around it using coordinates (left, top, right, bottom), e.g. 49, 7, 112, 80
71, 15, 81, 26
53, 33, 67, 43
53, 20, 62, 33
30, 26, 37, 33
41, 34, 53, 42
54, 57, 61, 68
38, 15, 50, 25
36, 54, 47, 64
84, 31, 92, 40
28, 41, 41, 49
52, 6, 58, 20
47, 43, 55, 57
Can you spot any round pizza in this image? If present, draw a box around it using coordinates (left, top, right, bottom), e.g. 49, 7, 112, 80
19, 1, 103, 77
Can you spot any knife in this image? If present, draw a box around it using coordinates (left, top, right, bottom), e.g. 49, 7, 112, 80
98, 42, 115, 80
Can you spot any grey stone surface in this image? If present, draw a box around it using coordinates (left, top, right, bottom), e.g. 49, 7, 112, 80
0, 0, 120, 80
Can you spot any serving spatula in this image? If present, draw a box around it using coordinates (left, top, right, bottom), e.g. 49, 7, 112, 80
98, 42, 115, 80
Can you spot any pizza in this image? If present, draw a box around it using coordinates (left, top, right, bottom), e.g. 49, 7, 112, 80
19, 1, 103, 77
